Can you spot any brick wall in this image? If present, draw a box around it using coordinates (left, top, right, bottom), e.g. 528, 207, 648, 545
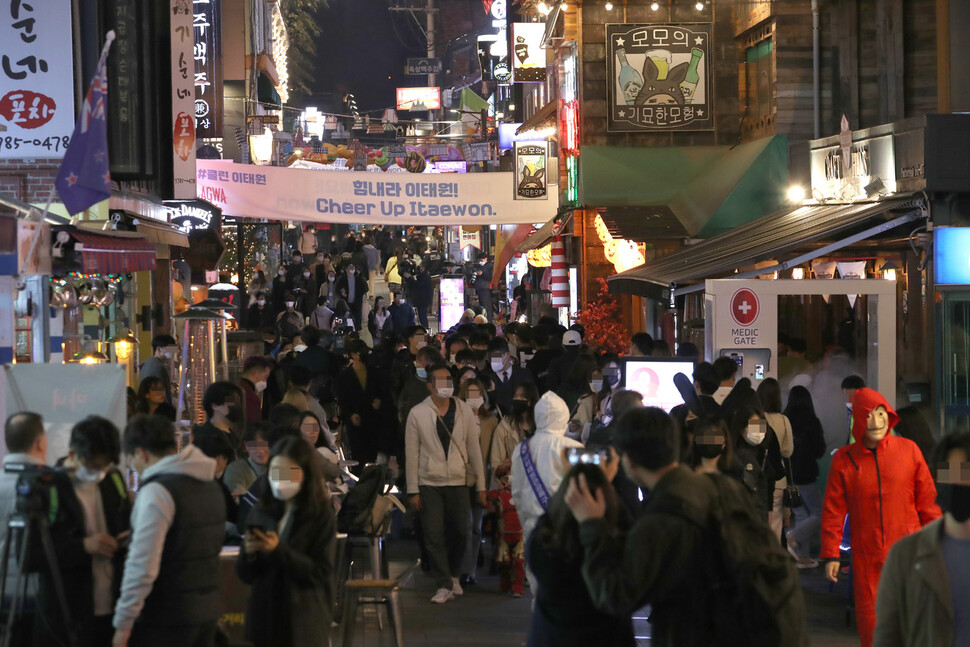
0, 158, 59, 204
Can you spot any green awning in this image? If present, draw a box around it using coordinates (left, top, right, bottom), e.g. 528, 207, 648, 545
579, 135, 788, 238
257, 73, 281, 107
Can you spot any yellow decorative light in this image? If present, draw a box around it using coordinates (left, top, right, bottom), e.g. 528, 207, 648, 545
527, 244, 552, 267
109, 330, 138, 361
592, 215, 646, 273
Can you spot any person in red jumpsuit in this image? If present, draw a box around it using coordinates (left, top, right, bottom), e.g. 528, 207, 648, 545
821, 387, 940, 647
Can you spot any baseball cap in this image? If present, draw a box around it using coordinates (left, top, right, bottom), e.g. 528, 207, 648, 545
563, 330, 582, 347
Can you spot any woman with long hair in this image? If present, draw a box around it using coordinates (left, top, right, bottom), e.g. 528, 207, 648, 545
458, 378, 501, 586
728, 392, 784, 521
783, 385, 827, 568
527, 463, 634, 647
687, 417, 736, 476
490, 384, 539, 485
237, 436, 336, 647
135, 376, 176, 420
756, 378, 794, 542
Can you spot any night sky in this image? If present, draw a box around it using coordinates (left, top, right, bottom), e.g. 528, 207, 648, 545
313, 0, 429, 115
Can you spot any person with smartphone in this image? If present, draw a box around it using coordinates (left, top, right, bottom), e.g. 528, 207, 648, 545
237, 436, 336, 647
41, 416, 132, 647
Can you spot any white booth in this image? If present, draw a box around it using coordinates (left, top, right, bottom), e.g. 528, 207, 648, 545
704, 279, 897, 405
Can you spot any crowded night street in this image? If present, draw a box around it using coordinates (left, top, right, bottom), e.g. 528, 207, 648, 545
2, 0, 970, 646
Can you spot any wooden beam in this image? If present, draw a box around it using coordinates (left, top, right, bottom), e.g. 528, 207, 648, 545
876, 0, 905, 122
837, 0, 859, 129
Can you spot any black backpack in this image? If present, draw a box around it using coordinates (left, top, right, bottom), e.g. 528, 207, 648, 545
337, 463, 393, 535
657, 473, 808, 647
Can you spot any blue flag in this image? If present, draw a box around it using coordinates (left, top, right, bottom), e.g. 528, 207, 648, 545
55, 32, 115, 216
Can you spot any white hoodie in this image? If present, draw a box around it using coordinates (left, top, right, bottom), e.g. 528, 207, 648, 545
113, 445, 217, 632
510, 392, 582, 545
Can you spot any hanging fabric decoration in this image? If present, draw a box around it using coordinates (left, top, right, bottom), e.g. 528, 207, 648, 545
837, 261, 867, 310
551, 236, 569, 308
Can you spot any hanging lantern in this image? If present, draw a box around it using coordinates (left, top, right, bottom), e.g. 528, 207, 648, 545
551, 236, 569, 307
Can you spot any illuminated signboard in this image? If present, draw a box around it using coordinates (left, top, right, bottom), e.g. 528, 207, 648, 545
511, 22, 547, 83
439, 276, 466, 330
434, 161, 467, 173
935, 228, 970, 286
498, 122, 546, 151
396, 87, 441, 111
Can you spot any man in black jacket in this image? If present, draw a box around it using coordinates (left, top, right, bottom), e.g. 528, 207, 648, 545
473, 252, 493, 320
39, 416, 132, 647
565, 407, 722, 646
482, 337, 533, 416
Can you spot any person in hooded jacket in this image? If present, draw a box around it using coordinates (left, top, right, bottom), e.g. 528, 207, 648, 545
727, 392, 784, 520
509, 391, 583, 592
821, 387, 941, 647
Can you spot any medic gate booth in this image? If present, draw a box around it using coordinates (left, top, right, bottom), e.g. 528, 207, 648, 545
705, 279, 897, 404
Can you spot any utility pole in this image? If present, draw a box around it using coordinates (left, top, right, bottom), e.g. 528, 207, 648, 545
389, 0, 440, 123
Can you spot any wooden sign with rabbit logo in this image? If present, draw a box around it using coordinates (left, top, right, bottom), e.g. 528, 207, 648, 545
513, 142, 548, 200
606, 23, 713, 132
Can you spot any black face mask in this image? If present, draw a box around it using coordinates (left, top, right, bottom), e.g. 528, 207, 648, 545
605, 374, 620, 387
226, 405, 243, 423
694, 443, 724, 460
937, 483, 970, 523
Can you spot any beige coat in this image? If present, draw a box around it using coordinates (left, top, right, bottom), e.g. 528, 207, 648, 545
874, 518, 954, 647
405, 396, 486, 494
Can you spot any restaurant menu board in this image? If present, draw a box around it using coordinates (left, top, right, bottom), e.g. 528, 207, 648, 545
439, 275, 465, 331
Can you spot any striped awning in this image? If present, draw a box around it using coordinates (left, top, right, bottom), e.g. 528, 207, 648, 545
70, 229, 156, 274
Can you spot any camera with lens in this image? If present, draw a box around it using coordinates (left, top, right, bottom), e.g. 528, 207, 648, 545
7, 463, 58, 517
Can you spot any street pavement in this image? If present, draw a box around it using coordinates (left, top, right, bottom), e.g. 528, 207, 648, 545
337, 539, 861, 647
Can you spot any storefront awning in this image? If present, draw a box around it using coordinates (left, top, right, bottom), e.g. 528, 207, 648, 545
580, 135, 789, 240
516, 101, 557, 137
69, 229, 156, 274
514, 212, 572, 253
133, 217, 190, 248
608, 196, 927, 300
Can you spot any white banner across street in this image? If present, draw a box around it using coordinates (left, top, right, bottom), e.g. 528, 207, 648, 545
196, 160, 554, 225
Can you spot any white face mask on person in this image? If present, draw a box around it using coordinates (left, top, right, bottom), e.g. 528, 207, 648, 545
490, 358, 505, 373
254, 380, 268, 393
270, 479, 301, 501
744, 423, 766, 446
466, 397, 484, 410
285, 301, 295, 309
75, 465, 108, 484
293, 344, 307, 353
589, 380, 604, 393
437, 386, 454, 398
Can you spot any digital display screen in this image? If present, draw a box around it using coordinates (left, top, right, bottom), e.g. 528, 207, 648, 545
498, 122, 547, 150
439, 276, 466, 331
621, 358, 696, 412
935, 228, 970, 285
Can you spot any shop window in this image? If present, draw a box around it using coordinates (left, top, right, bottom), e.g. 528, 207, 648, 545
745, 38, 774, 121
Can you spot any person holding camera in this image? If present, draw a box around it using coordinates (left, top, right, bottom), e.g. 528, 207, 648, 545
237, 436, 336, 647
112, 415, 226, 647
37, 416, 133, 647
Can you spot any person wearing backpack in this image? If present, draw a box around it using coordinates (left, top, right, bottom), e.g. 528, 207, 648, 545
729, 393, 785, 522
564, 406, 808, 647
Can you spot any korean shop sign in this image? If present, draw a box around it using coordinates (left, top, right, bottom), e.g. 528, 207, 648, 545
606, 23, 713, 132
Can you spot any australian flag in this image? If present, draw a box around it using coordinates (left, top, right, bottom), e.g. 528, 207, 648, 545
55, 32, 115, 215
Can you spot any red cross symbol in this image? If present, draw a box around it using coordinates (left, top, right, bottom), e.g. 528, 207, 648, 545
730, 288, 760, 326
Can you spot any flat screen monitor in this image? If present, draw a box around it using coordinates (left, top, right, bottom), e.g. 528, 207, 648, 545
439, 275, 466, 332
620, 358, 695, 412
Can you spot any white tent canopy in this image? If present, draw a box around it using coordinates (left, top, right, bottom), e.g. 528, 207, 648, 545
196, 160, 553, 225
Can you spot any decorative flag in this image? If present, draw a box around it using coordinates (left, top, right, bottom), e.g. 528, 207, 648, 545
551, 236, 569, 307
490, 223, 534, 288
55, 31, 115, 216
460, 88, 490, 136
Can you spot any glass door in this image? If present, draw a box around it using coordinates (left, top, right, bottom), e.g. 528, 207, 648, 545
941, 292, 970, 433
